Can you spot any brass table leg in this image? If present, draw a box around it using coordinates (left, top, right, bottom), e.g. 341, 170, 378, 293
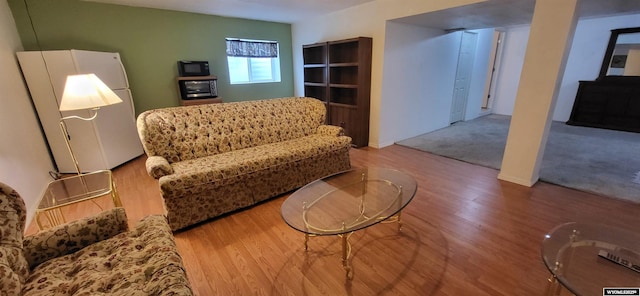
304, 231, 354, 280
545, 275, 563, 296
111, 180, 122, 207
36, 208, 66, 230
340, 233, 353, 280
339, 222, 354, 280
380, 210, 404, 232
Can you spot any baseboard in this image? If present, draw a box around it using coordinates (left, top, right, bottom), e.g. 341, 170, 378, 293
478, 108, 493, 117
497, 173, 538, 187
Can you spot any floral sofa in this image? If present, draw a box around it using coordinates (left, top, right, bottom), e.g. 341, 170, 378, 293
137, 97, 352, 231
0, 182, 193, 295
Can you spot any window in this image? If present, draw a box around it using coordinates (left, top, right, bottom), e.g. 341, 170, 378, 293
226, 38, 281, 84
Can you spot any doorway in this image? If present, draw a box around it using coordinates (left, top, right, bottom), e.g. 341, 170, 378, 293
481, 30, 505, 113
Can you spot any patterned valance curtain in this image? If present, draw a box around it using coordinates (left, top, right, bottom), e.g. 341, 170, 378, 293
225, 39, 278, 58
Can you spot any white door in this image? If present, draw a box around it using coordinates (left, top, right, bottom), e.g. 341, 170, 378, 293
450, 31, 478, 124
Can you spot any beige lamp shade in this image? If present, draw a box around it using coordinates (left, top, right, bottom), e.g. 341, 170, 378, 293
59, 74, 123, 111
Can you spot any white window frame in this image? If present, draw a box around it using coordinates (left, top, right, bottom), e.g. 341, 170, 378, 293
226, 38, 281, 85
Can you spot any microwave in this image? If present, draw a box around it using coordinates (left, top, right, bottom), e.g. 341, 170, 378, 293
177, 61, 210, 77
178, 78, 218, 100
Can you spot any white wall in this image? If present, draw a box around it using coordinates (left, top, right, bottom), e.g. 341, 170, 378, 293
491, 25, 529, 116
492, 13, 640, 121
378, 22, 460, 146
377, 25, 495, 145
0, 0, 54, 223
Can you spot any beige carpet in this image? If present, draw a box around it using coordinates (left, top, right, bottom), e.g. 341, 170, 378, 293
397, 114, 640, 204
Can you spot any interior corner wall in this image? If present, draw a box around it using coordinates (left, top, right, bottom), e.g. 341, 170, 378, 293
0, 0, 54, 224
491, 13, 640, 121
8, 0, 293, 115
379, 22, 460, 145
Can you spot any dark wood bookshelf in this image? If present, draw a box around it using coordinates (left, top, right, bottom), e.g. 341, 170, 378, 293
303, 37, 372, 147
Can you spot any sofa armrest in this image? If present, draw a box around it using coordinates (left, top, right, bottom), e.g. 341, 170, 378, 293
23, 207, 129, 269
317, 125, 345, 137
146, 156, 174, 179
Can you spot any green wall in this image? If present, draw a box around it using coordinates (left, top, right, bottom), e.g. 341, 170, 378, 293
9, 0, 294, 114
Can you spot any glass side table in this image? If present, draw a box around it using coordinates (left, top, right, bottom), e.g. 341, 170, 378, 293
35, 170, 122, 230
541, 222, 640, 296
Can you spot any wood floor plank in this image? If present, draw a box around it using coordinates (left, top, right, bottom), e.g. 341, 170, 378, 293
25, 145, 640, 295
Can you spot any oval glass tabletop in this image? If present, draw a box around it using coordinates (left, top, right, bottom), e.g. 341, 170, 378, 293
281, 167, 417, 236
541, 222, 640, 295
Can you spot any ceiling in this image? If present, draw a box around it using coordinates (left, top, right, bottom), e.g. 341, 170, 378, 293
394, 0, 640, 31
86, 0, 640, 29
84, 0, 376, 23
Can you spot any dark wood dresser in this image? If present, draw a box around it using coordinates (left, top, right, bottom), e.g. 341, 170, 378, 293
566, 76, 640, 133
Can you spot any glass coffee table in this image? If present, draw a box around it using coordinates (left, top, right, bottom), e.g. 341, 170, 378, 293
541, 222, 640, 296
281, 167, 417, 279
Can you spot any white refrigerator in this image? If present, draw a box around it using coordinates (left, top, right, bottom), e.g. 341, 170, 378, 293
17, 49, 143, 173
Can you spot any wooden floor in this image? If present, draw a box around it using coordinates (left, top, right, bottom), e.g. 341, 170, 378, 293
27, 145, 640, 295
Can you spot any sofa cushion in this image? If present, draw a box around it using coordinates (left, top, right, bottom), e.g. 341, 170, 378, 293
160, 134, 351, 195
22, 215, 192, 296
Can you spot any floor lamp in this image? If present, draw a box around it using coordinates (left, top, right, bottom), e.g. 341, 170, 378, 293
59, 74, 123, 175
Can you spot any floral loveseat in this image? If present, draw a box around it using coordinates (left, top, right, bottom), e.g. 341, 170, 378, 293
137, 97, 352, 231
0, 182, 193, 295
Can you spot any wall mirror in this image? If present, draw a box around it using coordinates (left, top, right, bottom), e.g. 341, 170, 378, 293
598, 27, 640, 79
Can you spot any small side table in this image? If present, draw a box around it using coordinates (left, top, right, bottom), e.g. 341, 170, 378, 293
36, 170, 122, 230
541, 222, 640, 296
